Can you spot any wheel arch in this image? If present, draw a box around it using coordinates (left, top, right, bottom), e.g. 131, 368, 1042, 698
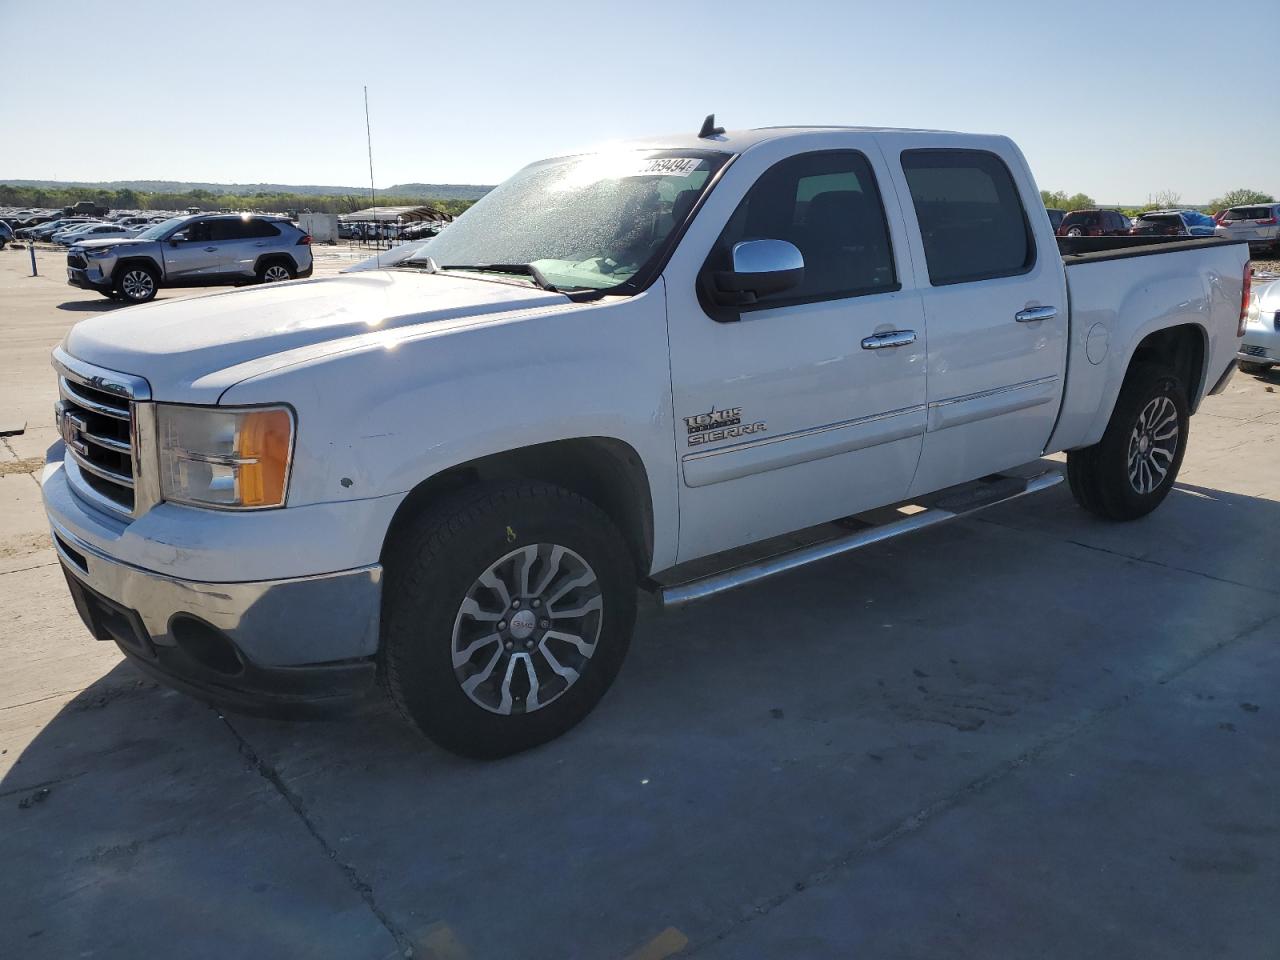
253, 252, 297, 276
1126, 322, 1207, 411
380, 437, 655, 580
112, 255, 162, 283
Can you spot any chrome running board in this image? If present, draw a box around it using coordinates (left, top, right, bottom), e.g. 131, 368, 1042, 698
656, 470, 1063, 609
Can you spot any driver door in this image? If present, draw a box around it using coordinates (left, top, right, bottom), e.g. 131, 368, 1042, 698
163, 219, 217, 279
664, 143, 928, 563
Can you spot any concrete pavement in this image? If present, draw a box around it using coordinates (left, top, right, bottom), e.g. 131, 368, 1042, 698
1, 246, 1277, 958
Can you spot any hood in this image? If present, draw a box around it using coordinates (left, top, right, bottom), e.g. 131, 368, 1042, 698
74, 236, 145, 249
64, 270, 569, 401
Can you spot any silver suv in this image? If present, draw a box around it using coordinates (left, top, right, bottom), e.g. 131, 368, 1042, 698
66, 213, 314, 303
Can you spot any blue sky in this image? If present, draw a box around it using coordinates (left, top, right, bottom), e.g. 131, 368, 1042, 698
2, 0, 1275, 203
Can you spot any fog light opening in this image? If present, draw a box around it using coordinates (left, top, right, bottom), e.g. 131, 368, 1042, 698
170, 616, 245, 676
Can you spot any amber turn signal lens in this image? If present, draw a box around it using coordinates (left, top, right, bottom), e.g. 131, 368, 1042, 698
236, 409, 293, 507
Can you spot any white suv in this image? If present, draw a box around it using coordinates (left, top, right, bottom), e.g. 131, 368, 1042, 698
1215, 203, 1280, 253
66, 213, 314, 303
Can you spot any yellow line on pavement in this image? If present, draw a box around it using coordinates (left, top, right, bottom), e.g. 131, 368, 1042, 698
624, 927, 690, 960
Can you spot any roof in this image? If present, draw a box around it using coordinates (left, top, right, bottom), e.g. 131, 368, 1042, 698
342, 204, 453, 223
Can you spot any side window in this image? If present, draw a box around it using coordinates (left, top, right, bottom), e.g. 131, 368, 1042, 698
180, 220, 212, 243
709, 150, 897, 309
244, 219, 281, 239
208, 219, 245, 242
900, 149, 1035, 286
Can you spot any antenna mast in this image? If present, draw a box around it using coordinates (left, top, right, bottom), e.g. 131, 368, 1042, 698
364, 85, 380, 262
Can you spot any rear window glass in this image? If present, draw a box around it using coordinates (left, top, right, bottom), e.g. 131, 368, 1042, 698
1224, 206, 1272, 220
1137, 215, 1180, 225
900, 149, 1034, 286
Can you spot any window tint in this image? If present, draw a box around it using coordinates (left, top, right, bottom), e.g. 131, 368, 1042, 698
208, 219, 247, 242
178, 220, 212, 243
244, 218, 281, 238
710, 150, 897, 308
1224, 206, 1271, 221
901, 149, 1034, 285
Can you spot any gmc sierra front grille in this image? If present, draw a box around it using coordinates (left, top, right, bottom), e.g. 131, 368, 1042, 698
66, 253, 88, 270
57, 374, 137, 514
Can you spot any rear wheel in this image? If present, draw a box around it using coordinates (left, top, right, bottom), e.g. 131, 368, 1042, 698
116, 264, 158, 303
380, 481, 637, 758
1067, 363, 1189, 521
257, 260, 294, 283
1239, 360, 1273, 374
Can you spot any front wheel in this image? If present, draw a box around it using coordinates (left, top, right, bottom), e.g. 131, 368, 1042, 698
1067, 363, 1189, 521
116, 264, 159, 303
1239, 360, 1273, 375
380, 481, 637, 758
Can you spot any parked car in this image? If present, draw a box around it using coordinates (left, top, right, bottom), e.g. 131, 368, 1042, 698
1128, 210, 1215, 237
65, 213, 314, 302
44, 124, 1248, 758
50, 222, 112, 244
0, 220, 12, 249
55, 223, 137, 246
1045, 208, 1066, 231
1057, 209, 1130, 237
1214, 203, 1280, 253
20, 217, 93, 240
1239, 277, 1280, 373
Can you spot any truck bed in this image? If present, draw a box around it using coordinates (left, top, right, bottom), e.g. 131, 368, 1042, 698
1046, 235, 1249, 457
1057, 235, 1240, 262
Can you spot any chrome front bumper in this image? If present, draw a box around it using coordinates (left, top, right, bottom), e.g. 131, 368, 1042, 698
51, 520, 382, 711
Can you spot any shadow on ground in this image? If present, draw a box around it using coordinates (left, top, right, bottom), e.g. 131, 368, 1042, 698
2, 477, 1278, 959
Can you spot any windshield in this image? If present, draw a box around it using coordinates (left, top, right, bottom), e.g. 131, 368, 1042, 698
399, 149, 729, 291
134, 216, 187, 241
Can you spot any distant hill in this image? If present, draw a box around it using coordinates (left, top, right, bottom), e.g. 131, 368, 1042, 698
0, 179, 493, 201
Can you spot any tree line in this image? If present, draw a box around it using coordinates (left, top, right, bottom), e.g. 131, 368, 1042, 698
1041, 187, 1274, 217
0, 183, 478, 217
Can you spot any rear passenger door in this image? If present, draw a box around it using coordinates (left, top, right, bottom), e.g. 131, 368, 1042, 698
665, 144, 928, 562
885, 142, 1068, 496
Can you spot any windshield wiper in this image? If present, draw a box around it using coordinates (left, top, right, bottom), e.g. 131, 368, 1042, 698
439, 263, 560, 293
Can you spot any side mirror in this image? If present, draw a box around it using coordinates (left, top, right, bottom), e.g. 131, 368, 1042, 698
712, 239, 804, 306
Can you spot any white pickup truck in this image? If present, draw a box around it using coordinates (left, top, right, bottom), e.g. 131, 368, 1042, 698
43, 122, 1249, 757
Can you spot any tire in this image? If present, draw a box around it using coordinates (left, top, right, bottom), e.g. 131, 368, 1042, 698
381, 480, 637, 759
1067, 362, 1189, 521
116, 264, 159, 303
1239, 360, 1273, 375
257, 260, 295, 284
1066, 226, 1084, 237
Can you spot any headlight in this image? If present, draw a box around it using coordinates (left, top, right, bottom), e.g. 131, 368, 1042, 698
85, 246, 116, 258
157, 405, 295, 509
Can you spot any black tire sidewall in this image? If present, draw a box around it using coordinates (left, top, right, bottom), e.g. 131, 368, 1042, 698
1095, 365, 1189, 518
116, 263, 158, 302
258, 259, 295, 283
382, 483, 636, 758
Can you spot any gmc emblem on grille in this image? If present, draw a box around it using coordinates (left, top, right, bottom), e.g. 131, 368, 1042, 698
61, 412, 89, 457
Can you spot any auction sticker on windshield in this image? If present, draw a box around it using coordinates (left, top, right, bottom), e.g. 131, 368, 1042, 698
632, 157, 704, 177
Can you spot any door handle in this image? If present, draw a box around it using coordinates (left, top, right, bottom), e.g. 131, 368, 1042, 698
203, 246, 217, 252
861, 330, 917, 350
1015, 306, 1057, 323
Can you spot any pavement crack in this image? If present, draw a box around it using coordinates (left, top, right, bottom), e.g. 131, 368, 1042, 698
218, 712, 414, 957
685, 609, 1280, 956
974, 515, 1280, 597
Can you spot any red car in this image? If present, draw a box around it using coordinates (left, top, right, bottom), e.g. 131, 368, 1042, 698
1056, 209, 1131, 237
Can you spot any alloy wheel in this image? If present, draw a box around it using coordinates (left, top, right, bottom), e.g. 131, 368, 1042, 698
121, 270, 154, 300
263, 265, 290, 282
451, 543, 603, 715
1127, 395, 1178, 494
